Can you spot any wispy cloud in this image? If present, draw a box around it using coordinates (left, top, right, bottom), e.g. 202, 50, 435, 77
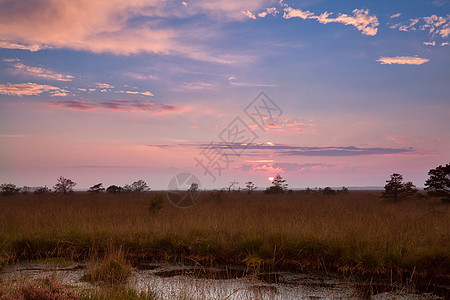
390, 14, 450, 39
0, 41, 45, 52
272, 162, 333, 172
376, 56, 429, 65
124, 72, 158, 80
243, 10, 257, 19
117, 90, 155, 96
245, 7, 278, 19
94, 83, 115, 89
283, 7, 379, 36
49, 99, 178, 113
181, 82, 213, 90
228, 76, 277, 87
6, 60, 74, 81
390, 13, 402, 19
186, 142, 415, 157
0, 82, 69, 96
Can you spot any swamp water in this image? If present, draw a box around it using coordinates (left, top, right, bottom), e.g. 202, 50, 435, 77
1, 261, 448, 299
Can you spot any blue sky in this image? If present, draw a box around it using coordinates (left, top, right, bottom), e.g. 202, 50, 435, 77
0, 0, 449, 190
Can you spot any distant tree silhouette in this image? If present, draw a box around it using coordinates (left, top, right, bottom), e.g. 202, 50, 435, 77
227, 180, 238, 193
188, 182, 199, 198
245, 181, 257, 194
322, 187, 336, 195
53, 176, 76, 194
106, 185, 123, 194
124, 180, 149, 194
382, 173, 417, 202
88, 183, 105, 194
338, 186, 350, 194
265, 174, 288, 194
424, 163, 450, 202
0, 183, 20, 196
21, 186, 32, 194
34, 186, 51, 195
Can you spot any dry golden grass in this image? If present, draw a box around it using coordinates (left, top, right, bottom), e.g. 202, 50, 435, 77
0, 191, 448, 283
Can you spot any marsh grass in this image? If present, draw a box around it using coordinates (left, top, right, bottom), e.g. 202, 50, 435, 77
81, 248, 133, 285
78, 286, 156, 300
0, 276, 79, 300
0, 191, 448, 284
0, 276, 156, 300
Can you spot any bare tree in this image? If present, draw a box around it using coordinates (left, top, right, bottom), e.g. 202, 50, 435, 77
227, 180, 238, 193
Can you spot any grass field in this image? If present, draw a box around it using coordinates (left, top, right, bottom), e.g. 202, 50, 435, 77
0, 191, 448, 285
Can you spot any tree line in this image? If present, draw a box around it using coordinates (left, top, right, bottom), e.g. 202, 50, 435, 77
1, 163, 449, 202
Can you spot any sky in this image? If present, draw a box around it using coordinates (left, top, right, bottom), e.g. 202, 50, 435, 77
0, 0, 449, 190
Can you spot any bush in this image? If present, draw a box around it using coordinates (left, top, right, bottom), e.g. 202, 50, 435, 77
322, 187, 336, 195
88, 183, 105, 194
264, 185, 285, 194
211, 189, 227, 202
34, 186, 51, 195
147, 195, 164, 214
106, 185, 123, 194
0, 183, 20, 196
123, 180, 149, 194
264, 174, 288, 194
21, 186, 32, 194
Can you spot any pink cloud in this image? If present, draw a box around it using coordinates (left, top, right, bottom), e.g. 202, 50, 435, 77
8, 61, 74, 81
0, 0, 268, 63
376, 56, 429, 65
0, 82, 69, 96
49, 99, 179, 114
283, 7, 379, 36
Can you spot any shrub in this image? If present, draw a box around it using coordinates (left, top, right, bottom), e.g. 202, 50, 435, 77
0, 183, 20, 196
34, 186, 51, 195
264, 174, 288, 194
211, 189, 227, 202
147, 195, 164, 214
106, 185, 123, 194
322, 187, 336, 195
21, 186, 32, 194
88, 183, 105, 194
123, 180, 149, 194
